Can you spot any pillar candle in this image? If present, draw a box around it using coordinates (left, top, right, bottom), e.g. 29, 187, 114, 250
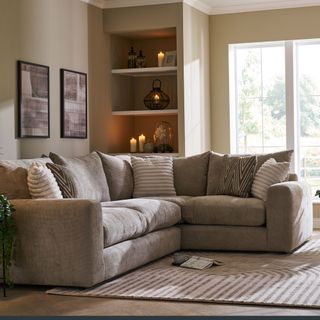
130, 138, 137, 153
138, 134, 146, 152
158, 51, 165, 67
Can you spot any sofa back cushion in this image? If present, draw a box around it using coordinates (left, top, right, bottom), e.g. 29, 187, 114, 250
173, 151, 210, 196
97, 152, 133, 201
131, 156, 176, 197
0, 157, 52, 199
49, 151, 110, 201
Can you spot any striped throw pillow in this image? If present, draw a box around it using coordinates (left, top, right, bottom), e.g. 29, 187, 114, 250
251, 158, 290, 201
46, 163, 75, 198
217, 155, 257, 198
131, 157, 176, 197
27, 163, 63, 199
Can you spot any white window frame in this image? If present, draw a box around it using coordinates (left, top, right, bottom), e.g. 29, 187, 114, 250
229, 39, 320, 175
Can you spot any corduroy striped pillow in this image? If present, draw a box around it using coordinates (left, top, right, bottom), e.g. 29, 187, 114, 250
251, 158, 290, 201
27, 163, 63, 199
131, 156, 176, 197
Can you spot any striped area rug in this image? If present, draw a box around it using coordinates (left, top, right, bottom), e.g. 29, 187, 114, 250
47, 238, 320, 308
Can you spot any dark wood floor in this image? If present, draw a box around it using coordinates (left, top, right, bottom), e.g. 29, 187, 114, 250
1, 285, 320, 316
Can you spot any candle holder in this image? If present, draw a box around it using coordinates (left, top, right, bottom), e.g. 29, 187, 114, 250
143, 79, 170, 110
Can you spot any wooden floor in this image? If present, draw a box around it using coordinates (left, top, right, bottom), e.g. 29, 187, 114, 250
1, 285, 320, 316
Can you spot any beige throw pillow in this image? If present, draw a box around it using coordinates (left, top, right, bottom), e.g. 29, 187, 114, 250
251, 158, 290, 201
28, 163, 63, 199
131, 156, 176, 197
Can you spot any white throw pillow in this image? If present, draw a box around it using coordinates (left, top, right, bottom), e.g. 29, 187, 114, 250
251, 158, 290, 201
27, 163, 63, 199
131, 156, 176, 197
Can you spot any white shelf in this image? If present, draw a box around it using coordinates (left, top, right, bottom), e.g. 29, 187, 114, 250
112, 109, 178, 116
111, 66, 177, 77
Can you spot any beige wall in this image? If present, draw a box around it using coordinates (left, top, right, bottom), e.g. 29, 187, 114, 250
210, 6, 320, 154
88, 5, 109, 153
18, 0, 90, 158
0, 0, 105, 159
0, 0, 20, 160
183, 3, 211, 155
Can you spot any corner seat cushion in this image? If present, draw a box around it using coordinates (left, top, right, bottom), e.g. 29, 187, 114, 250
182, 195, 265, 227
101, 198, 181, 247
142, 196, 193, 207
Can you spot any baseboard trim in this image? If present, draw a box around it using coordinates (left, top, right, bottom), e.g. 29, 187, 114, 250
314, 218, 320, 229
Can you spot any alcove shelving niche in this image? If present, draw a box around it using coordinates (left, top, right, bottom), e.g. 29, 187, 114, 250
109, 27, 179, 155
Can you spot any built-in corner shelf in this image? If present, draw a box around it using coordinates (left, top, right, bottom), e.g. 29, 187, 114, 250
112, 109, 178, 116
111, 66, 177, 77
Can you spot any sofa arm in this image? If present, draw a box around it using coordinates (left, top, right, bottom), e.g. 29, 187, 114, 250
10, 199, 105, 287
266, 181, 313, 253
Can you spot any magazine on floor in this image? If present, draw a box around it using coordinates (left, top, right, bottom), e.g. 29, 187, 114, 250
173, 254, 224, 270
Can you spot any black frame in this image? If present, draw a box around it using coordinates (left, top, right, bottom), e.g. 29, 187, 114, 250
60, 68, 87, 139
17, 60, 50, 138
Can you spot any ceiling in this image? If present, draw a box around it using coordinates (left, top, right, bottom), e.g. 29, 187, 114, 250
84, 0, 320, 14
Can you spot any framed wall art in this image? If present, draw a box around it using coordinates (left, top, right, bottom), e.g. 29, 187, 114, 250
17, 61, 50, 138
163, 51, 177, 67
60, 69, 87, 139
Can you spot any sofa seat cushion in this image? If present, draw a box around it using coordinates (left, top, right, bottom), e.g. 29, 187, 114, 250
101, 198, 181, 247
143, 196, 193, 207
182, 195, 265, 227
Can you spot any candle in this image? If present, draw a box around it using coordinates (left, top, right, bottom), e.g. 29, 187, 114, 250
158, 51, 165, 67
130, 138, 137, 153
138, 134, 146, 152
154, 93, 160, 104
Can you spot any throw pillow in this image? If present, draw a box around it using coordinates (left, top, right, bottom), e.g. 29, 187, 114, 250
49, 152, 110, 202
217, 155, 257, 198
131, 156, 176, 197
97, 152, 133, 200
251, 158, 290, 201
46, 163, 76, 198
0, 157, 52, 199
173, 151, 210, 196
27, 163, 63, 199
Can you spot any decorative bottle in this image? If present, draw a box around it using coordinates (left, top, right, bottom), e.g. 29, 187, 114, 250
128, 47, 137, 68
136, 50, 146, 68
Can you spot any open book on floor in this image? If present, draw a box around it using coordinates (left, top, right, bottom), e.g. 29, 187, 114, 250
172, 255, 224, 270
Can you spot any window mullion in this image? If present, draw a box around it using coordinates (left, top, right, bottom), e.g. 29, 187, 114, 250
285, 41, 298, 172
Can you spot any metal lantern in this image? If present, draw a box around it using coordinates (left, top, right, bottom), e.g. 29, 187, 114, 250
143, 79, 170, 110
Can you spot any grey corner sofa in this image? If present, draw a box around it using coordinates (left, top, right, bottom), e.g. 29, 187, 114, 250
0, 150, 313, 288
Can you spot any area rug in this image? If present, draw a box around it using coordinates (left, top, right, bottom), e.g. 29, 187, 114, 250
47, 238, 320, 308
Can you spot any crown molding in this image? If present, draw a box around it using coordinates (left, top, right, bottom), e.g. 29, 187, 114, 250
81, 0, 104, 9
210, 0, 320, 15
81, 0, 320, 15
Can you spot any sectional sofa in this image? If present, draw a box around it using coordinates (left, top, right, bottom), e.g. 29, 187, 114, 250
0, 150, 313, 287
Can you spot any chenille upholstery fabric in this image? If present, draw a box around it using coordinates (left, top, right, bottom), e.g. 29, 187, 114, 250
97, 152, 133, 200
102, 227, 181, 280
182, 195, 265, 227
49, 152, 110, 202
0, 158, 52, 199
10, 199, 105, 287
101, 198, 181, 247
180, 224, 268, 251
266, 181, 313, 252
173, 151, 210, 196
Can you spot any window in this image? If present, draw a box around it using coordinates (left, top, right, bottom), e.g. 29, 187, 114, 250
229, 40, 320, 197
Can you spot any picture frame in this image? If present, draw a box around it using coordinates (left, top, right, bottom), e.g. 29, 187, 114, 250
17, 61, 50, 138
163, 50, 177, 67
60, 69, 87, 139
